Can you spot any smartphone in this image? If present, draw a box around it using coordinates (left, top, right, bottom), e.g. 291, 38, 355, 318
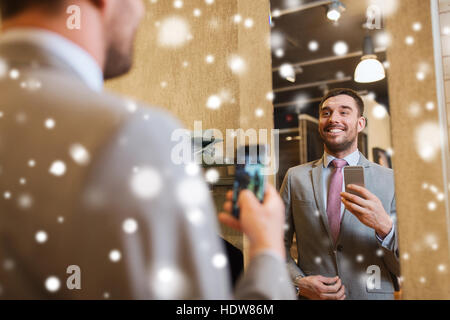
343, 166, 365, 197
232, 145, 267, 218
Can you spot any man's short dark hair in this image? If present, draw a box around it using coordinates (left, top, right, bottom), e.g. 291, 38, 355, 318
0, 0, 62, 19
319, 88, 365, 117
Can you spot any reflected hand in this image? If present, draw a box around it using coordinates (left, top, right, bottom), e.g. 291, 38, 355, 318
297, 275, 346, 300
341, 184, 393, 239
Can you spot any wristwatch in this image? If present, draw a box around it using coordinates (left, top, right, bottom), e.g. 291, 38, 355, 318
294, 274, 304, 296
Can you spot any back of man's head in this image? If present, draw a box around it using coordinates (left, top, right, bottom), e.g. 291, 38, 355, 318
0, 0, 63, 20
0, 0, 145, 80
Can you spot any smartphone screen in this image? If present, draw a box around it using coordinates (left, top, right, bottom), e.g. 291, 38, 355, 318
232, 145, 267, 218
343, 166, 365, 197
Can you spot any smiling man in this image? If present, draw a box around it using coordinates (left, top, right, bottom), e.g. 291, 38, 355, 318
281, 88, 400, 300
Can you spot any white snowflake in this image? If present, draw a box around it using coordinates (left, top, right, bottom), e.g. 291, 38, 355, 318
244, 18, 254, 28
206, 95, 222, 110
233, 14, 242, 24
157, 16, 191, 48
173, 0, 183, 9
28, 159, 36, 167
130, 167, 162, 199
9, 69, 20, 80
212, 253, 228, 269
255, 108, 264, 118
415, 122, 441, 162
205, 168, 219, 184
405, 36, 414, 45
17, 193, 33, 210
69, 144, 90, 166
176, 178, 208, 208
109, 250, 122, 263
45, 276, 61, 293
49, 160, 66, 176
3, 259, 15, 271
35, 231, 48, 244
186, 208, 205, 226
333, 41, 348, 56
308, 41, 319, 52
205, 55, 215, 64
428, 201, 437, 211
193, 9, 202, 17
149, 265, 189, 299
20, 78, 42, 91
227, 55, 246, 75
123, 218, 139, 234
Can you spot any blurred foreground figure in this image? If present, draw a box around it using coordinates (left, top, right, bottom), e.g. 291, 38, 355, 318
0, 0, 295, 299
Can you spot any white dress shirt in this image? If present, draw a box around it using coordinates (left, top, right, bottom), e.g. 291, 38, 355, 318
322, 150, 395, 246
0, 28, 103, 92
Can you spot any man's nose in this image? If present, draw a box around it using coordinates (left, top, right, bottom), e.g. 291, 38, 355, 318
329, 111, 340, 122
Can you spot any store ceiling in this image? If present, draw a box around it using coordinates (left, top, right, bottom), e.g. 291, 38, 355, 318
269, 0, 390, 129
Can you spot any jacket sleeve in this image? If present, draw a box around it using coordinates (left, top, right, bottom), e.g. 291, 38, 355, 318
280, 169, 306, 282
378, 194, 401, 277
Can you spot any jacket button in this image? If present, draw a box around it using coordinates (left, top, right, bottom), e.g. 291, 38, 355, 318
337, 245, 343, 252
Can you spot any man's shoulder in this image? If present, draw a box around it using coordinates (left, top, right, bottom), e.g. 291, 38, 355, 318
286, 159, 321, 176
365, 160, 394, 177
4, 68, 181, 131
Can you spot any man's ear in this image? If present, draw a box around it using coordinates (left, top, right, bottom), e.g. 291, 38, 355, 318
357, 116, 366, 133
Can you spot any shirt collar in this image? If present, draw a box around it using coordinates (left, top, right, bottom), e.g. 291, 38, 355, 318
0, 28, 103, 92
323, 149, 360, 168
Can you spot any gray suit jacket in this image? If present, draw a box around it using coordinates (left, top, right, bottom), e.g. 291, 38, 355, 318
281, 153, 400, 300
0, 39, 295, 300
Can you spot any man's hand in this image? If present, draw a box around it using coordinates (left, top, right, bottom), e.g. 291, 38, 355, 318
297, 275, 346, 300
341, 184, 393, 239
218, 184, 285, 260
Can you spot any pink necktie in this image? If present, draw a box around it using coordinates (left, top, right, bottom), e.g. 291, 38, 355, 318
327, 159, 348, 244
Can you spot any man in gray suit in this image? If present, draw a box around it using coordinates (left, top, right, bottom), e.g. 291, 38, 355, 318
0, 0, 295, 299
281, 88, 400, 300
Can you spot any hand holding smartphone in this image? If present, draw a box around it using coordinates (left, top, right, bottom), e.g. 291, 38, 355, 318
232, 145, 267, 218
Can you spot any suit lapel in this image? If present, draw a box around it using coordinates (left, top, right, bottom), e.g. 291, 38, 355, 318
357, 152, 372, 168
311, 158, 334, 244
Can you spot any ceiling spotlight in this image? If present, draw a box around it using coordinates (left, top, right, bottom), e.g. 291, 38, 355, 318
327, 0, 346, 22
354, 35, 386, 83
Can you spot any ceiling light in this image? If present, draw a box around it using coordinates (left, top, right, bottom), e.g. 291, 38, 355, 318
354, 35, 386, 83
327, 1, 346, 22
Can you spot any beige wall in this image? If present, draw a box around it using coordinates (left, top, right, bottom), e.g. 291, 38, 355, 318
107, 0, 273, 135
385, 0, 450, 299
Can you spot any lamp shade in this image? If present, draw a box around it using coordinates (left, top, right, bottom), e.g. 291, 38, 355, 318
354, 54, 386, 83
